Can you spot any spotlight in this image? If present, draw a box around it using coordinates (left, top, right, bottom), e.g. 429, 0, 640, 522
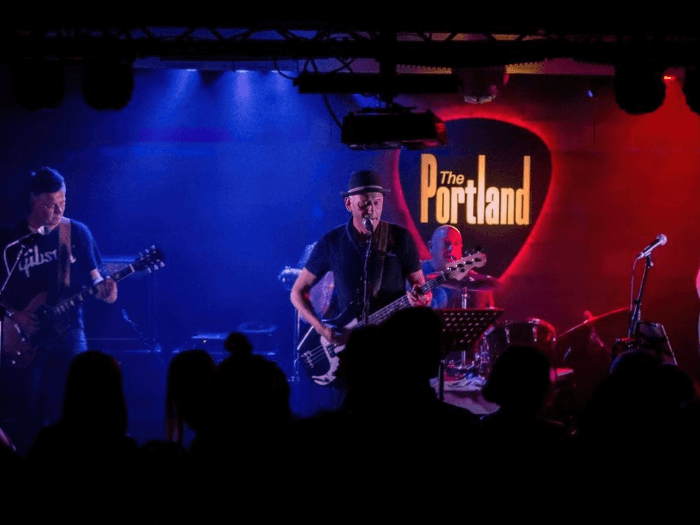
82, 58, 134, 110
341, 107, 447, 150
10, 59, 65, 110
683, 67, 700, 115
613, 63, 666, 115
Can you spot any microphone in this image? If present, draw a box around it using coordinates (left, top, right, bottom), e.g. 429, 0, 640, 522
362, 216, 374, 234
636, 234, 667, 260
5, 226, 47, 249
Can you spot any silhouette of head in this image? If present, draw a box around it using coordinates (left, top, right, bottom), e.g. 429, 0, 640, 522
482, 344, 553, 413
62, 350, 127, 435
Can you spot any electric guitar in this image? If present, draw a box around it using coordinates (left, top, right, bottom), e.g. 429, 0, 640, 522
297, 252, 487, 385
2, 246, 165, 368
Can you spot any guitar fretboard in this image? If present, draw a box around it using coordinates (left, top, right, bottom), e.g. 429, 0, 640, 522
366, 254, 484, 326
52, 265, 138, 315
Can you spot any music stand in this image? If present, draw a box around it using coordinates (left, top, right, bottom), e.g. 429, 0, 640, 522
436, 308, 503, 401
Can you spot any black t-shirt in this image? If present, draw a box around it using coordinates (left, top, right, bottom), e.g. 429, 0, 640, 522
1, 219, 101, 328
305, 220, 421, 318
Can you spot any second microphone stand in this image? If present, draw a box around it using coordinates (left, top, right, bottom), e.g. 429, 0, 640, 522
361, 226, 372, 325
628, 255, 653, 339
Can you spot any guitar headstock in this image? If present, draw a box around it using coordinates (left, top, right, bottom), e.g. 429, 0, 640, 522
445, 251, 487, 281
133, 246, 165, 273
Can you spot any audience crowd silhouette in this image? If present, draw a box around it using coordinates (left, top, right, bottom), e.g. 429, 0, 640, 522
1, 307, 699, 520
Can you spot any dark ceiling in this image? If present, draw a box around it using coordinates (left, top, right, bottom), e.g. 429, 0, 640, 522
3, 15, 700, 69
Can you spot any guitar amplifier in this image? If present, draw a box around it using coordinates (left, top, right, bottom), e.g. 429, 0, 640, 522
184, 323, 281, 363
84, 256, 158, 350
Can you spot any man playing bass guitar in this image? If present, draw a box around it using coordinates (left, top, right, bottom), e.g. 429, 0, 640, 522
290, 170, 431, 389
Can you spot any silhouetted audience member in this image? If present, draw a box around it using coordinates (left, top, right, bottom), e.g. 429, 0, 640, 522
294, 308, 482, 513
581, 350, 673, 442
579, 349, 698, 457
481, 344, 569, 442
208, 351, 292, 435
338, 307, 478, 422
191, 333, 292, 514
571, 348, 700, 509
223, 330, 254, 358
28, 350, 133, 455
26, 350, 137, 523
478, 345, 571, 509
165, 348, 216, 446
129, 349, 217, 524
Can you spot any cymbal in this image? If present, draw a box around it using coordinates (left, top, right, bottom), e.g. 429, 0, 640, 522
278, 266, 301, 290
430, 271, 501, 291
556, 307, 629, 352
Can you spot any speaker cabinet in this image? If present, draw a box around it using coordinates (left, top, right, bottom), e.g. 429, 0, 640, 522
84, 256, 158, 350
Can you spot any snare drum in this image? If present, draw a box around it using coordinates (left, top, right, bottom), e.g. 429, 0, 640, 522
477, 318, 556, 377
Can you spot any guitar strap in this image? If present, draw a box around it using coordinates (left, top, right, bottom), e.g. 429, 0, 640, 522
371, 221, 391, 298
57, 217, 73, 290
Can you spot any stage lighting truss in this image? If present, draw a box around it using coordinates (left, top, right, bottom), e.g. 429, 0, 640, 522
4, 20, 700, 111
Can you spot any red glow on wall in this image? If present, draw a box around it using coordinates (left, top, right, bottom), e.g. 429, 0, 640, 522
388, 75, 700, 374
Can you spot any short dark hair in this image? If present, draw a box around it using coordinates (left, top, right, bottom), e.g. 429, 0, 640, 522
29, 167, 65, 195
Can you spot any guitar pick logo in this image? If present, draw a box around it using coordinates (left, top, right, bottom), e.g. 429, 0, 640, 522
398, 118, 552, 278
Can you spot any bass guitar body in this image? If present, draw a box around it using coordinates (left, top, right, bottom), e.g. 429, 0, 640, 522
298, 315, 358, 386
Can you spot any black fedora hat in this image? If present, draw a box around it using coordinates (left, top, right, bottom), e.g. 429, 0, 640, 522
341, 170, 391, 197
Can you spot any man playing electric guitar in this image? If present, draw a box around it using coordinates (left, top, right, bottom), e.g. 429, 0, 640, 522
290, 170, 431, 394
0, 167, 117, 452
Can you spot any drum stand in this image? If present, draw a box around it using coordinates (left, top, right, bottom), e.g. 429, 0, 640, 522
435, 309, 503, 401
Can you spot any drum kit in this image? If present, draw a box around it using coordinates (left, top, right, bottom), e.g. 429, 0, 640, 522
444, 306, 636, 382
440, 303, 678, 418
436, 306, 635, 415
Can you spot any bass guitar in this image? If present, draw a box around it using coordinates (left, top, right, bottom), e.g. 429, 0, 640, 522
298, 252, 486, 385
2, 246, 165, 368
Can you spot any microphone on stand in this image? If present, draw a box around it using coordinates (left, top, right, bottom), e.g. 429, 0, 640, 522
5, 226, 48, 249
362, 216, 374, 235
636, 234, 667, 260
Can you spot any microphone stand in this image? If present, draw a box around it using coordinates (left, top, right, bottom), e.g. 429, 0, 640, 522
361, 229, 372, 325
628, 255, 653, 339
